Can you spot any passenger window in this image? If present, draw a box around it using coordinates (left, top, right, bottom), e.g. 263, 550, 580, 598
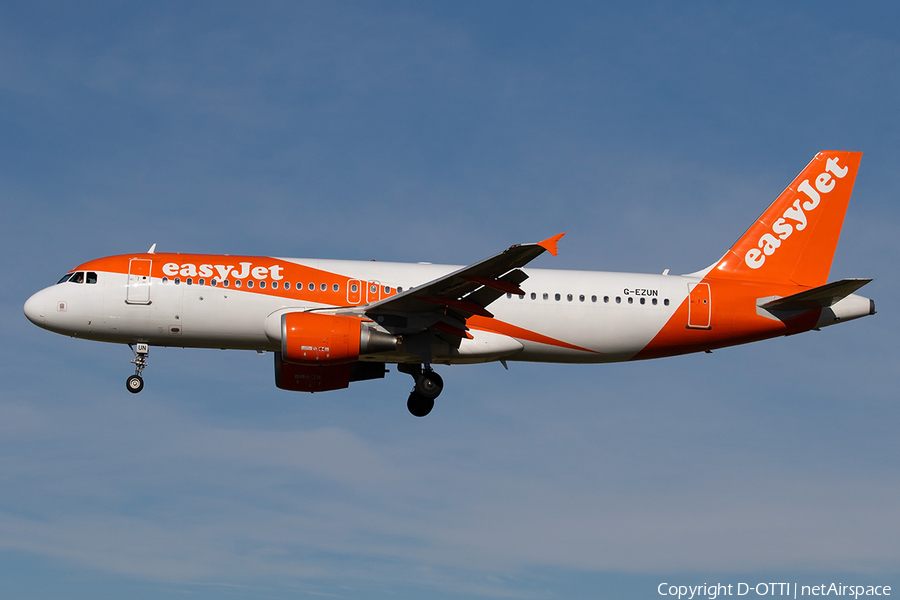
162, 277, 169, 284
664, 298, 670, 306
519, 294, 525, 299
296, 282, 302, 290
235, 280, 242, 288
334, 284, 340, 292
260, 281, 266, 289
628, 297, 633, 304
555, 293, 561, 301
579, 294, 585, 302
507, 293, 512, 299
652, 298, 658, 305
86, 272, 98, 284
615, 297, 621, 304
531, 292, 536, 300
591, 295, 597, 302
640, 297, 645, 305
383, 286, 390, 294
186, 278, 193, 286
57, 273, 73, 284
199, 278, 205, 286
367, 284, 375, 293
223, 280, 229, 287
70, 272, 85, 284
397, 287, 403, 293
351, 283, 358, 293
246, 280, 253, 288
211, 279, 218, 287
543, 293, 549, 300
174, 277, 180, 285
567, 294, 573, 301
308, 283, 315, 291
271, 281, 278, 289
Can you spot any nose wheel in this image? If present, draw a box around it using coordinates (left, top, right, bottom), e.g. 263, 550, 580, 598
400, 364, 443, 417
127, 343, 149, 394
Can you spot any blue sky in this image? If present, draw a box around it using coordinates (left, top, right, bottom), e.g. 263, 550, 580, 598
2, 2, 899, 598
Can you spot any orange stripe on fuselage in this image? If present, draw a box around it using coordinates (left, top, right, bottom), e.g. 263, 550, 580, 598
467, 315, 600, 354
632, 278, 821, 360
75, 253, 397, 306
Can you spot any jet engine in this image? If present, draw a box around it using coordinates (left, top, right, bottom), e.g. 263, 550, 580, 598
273, 312, 398, 365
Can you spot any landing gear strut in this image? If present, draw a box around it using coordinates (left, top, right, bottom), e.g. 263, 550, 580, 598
399, 363, 443, 417
127, 343, 149, 394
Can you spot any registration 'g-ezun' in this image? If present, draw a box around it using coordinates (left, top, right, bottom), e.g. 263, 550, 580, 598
25, 152, 875, 416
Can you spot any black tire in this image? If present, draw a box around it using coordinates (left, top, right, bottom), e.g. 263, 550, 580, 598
126, 375, 144, 394
407, 392, 434, 417
415, 371, 443, 399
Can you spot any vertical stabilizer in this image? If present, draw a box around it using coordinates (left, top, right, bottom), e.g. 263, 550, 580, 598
709, 151, 862, 287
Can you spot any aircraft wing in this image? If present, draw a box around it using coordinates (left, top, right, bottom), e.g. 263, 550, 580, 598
361, 233, 564, 338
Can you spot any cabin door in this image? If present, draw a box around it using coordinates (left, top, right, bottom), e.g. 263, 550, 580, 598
126, 259, 152, 305
687, 282, 711, 329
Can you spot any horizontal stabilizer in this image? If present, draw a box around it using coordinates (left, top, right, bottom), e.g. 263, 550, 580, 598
759, 278, 872, 312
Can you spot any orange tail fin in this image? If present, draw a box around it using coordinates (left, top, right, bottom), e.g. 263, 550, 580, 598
708, 151, 863, 287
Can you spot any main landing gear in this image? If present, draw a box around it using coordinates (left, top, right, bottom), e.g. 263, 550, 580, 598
399, 363, 444, 417
126, 343, 149, 394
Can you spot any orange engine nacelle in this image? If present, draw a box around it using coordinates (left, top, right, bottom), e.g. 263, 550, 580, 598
280, 312, 398, 365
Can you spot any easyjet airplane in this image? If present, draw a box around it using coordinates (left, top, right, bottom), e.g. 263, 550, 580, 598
24, 151, 874, 416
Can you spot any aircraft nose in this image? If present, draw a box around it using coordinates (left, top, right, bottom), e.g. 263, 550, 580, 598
23, 291, 46, 325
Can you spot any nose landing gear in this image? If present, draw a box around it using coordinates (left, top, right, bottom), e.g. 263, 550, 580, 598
126, 343, 149, 394
399, 364, 443, 417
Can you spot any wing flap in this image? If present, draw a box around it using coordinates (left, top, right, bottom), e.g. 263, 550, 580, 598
462, 276, 525, 295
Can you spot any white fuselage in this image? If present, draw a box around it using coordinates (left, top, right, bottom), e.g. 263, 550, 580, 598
25, 258, 693, 365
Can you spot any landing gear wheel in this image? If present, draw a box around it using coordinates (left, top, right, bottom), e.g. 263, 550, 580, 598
407, 392, 434, 417
415, 371, 444, 400
126, 375, 144, 394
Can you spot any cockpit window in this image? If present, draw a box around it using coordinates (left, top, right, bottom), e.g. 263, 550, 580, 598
86, 272, 98, 284
69, 272, 85, 284
57, 273, 73, 284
